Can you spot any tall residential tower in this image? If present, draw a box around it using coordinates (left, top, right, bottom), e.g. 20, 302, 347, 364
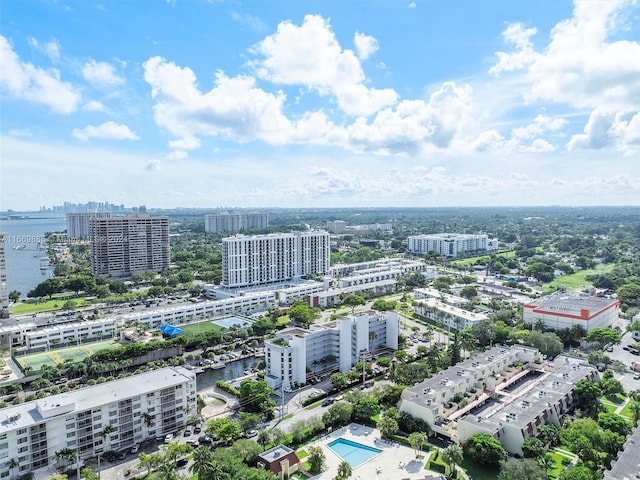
90, 214, 169, 278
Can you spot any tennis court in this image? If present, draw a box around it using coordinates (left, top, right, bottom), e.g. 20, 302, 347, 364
15, 340, 120, 372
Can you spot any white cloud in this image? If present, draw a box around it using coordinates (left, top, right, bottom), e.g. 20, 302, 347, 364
0, 35, 80, 114
143, 56, 294, 150
408, 2, 416, 8
8, 128, 31, 137
354, 32, 379, 60
83, 100, 106, 112
45, 40, 61, 62
490, 23, 538, 76
249, 14, 397, 116
230, 11, 268, 32
568, 108, 640, 154
82, 59, 125, 88
72, 121, 139, 141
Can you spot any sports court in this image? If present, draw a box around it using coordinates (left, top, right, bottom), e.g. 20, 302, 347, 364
14, 340, 119, 372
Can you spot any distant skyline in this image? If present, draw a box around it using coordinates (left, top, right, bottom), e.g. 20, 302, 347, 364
1, 0, 639, 210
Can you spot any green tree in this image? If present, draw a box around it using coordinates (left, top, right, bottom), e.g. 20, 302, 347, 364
322, 402, 353, 428
497, 459, 547, 480
239, 379, 276, 418
8, 290, 20, 302
307, 446, 325, 473
407, 431, 427, 458
137, 452, 164, 476
584, 327, 621, 348
521, 437, 546, 459
190, 447, 216, 479
336, 460, 352, 479
342, 294, 365, 313
330, 372, 349, 390
376, 415, 399, 439
288, 302, 319, 328
352, 396, 380, 423
573, 378, 602, 415
462, 433, 507, 467
460, 286, 478, 300
441, 445, 463, 477
206, 417, 242, 443
597, 412, 631, 437
558, 465, 596, 480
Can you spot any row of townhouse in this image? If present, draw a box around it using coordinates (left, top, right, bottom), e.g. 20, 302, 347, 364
0, 319, 118, 352
399, 346, 542, 429
308, 279, 397, 309
413, 297, 487, 330
0, 367, 196, 480
330, 258, 427, 278
413, 288, 468, 307
457, 357, 597, 455
399, 347, 597, 456
264, 311, 399, 391
604, 421, 640, 480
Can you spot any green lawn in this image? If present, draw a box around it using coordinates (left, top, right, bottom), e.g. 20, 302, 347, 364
458, 458, 500, 480
179, 320, 224, 336
548, 451, 572, 479
450, 250, 516, 267
305, 401, 323, 410
544, 264, 615, 291
11, 297, 90, 315
618, 400, 636, 420
601, 401, 618, 414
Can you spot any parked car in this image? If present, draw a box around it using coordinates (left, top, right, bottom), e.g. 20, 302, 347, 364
321, 398, 334, 407
176, 459, 188, 468
184, 426, 193, 437
130, 444, 140, 454
186, 440, 199, 448
245, 429, 258, 438
193, 423, 202, 434
164, 433, 174, 443
117, 451, 127, 460
198, 435, 213, 445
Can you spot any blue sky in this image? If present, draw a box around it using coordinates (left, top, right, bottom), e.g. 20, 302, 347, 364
1, 0, 639, 210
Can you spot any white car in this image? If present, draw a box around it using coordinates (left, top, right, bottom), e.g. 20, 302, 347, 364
130, 444, 140, 454
164, 433, 174, 444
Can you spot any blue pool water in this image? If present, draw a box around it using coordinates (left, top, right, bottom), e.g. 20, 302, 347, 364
327, 438, 382, 468
212, 316, 252, 329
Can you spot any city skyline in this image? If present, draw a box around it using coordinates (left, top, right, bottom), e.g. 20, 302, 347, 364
1, 0, 639, 210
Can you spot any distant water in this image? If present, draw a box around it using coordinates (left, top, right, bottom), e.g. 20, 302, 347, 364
196, 357, 261, 391
0, 214, 66, 297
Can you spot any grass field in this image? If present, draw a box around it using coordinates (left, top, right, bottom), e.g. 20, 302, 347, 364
11, 298, 90, 315
450, 250, 516, 267
15, 340, 119, 372
179, 321, 224, 336
618, 400, 637, 420
544, 263, 615, 291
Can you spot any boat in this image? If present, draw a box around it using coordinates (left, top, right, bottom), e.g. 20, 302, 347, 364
209, 363, 225, 370
13, 245, 26, 250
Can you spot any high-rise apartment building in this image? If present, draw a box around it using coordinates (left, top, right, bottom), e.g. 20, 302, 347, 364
0, 233, 8, 318
90, 214, 169, 278
66, 212, 112, 239
221, 231, 330, 288
0, 367, 196, 479
204, 212, 269, 233
407, 233, 498, 257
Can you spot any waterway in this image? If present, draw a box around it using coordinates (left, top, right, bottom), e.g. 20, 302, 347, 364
195, 356, 261, 392
0, 214, 67, 297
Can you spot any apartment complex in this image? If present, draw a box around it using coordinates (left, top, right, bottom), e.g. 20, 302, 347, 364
221, 231, 330, 288
604, 422, 640, 480
264, 311, 399, 391
413, 297, 487, 330
90, 214, 169, 278
204, 213, 269, 233
407, 234, 498, 258
523, 293, 620, 332
0, 233, 8, 318
66, 212, 111, 240
399, 347, 597, 455
0, 367, 196, 479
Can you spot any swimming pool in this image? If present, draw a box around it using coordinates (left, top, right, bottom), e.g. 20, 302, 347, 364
212, 316, 252, 329
327, 438, 382, 468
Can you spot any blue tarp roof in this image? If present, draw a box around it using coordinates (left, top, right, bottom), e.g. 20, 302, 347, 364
158, 324, 185, 336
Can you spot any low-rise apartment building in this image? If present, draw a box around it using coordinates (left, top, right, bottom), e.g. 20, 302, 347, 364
413, 297, 487, 330
407, 234, 498, 258
265, 311, 399, 391
523, 293, 620, 331
604, 421, 640, 480
399, 347, 597, 456
0, 367, 196, 479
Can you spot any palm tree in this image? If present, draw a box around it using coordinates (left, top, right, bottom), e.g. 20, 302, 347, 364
441, 445, 463, 477
408, 432, 427, 458
190, 447, 215, 479
257, 429, 271, 448
629, 401, 640, 426
54, 448, 77, 471
538, 453, 554, 472
156, 464, 179, 480
336, 460, 353, 479
6, 459, 18, 479
141, 412, 155, 429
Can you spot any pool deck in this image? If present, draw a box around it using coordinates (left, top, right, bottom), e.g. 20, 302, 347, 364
308, 423, 443, 480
